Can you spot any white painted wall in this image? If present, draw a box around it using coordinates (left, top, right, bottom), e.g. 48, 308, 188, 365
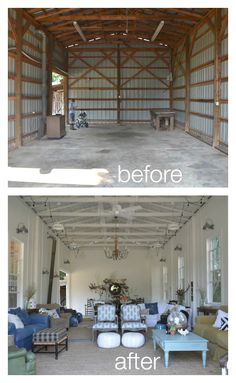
8, 197, 70, 307
157, 196, 228, 317
68, 247, 151, 314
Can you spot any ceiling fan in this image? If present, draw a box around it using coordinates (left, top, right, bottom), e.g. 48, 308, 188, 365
110, 203, 142, 218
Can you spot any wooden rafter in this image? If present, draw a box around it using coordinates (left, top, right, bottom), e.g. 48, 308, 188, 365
23, 8, 210, 48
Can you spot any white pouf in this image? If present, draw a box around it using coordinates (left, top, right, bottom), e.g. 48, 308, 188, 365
97, 332, 120, 348
122, 332, 145, 348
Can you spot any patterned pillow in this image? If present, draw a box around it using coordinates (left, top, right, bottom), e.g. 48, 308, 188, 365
40, 308, 60, 319
9, 307, 31, 325
213, 310, 228, 328
219, 316, 228, 331
8, 313, 24, 329
145, 302, 158, 315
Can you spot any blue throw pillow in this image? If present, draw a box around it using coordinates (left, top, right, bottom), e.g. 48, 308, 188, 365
9, 307, 31, 325
145, 302, 158, 315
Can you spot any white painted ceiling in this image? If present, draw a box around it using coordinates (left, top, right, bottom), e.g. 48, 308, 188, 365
21, 196, 210, 249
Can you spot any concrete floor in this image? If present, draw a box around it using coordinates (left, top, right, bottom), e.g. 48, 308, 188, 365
8, 124, 228, 187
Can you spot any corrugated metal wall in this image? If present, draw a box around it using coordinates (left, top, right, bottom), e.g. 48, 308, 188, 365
220, 9, 228, 148
172, 40, 186, 128
68, 46, 117, 121
189, 15, 215, 143
172, 9, 228, 151
68, 44, 171, 122
8, 9, 43, 149
120, 47, 170, 121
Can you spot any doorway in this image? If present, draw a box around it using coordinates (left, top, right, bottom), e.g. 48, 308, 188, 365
52, 72, 65, 115
60, 270, 69, 307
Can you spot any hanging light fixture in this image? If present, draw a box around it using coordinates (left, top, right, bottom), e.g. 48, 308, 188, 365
104, 217, 128, 260
104, 235, 128, 261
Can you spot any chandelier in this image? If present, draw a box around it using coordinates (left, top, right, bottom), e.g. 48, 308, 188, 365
104, 236, 128, 261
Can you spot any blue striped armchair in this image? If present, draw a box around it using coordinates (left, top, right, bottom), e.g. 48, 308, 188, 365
92, 304, 118, 341
121, 304, 147, 335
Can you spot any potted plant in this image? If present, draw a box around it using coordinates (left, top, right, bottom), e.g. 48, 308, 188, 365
176, 284, 190, 305
25, 284, 37, 309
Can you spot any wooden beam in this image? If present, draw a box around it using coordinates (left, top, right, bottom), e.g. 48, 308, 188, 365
185, 35, 190, 132
169, 48, 173, 109
64, 53, 69, 124
35, 8, 72, 21
47, 36, 53, 115
168, 8, 203, 20
47, 237, 57, 304
213, 9, 222, 148
8, 14, 17, 41
117, 44, 121, 124
15, 9, 23, 147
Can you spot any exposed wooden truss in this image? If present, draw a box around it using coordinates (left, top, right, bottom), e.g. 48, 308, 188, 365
21, 196, 210, 249
24, 8, 211, 48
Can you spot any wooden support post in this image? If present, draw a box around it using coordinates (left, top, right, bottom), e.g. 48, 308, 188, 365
117, 44, 121, 124
169, 48, 173, 110
47, 37, 53, 115
64, 51, 68, 123
15, 9, 23, 147
185, 35, 190, 132
47, 237, 57, 304
213, 9, 221, 148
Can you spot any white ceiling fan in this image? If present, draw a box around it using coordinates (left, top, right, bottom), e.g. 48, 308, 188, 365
111, 203, 142, 218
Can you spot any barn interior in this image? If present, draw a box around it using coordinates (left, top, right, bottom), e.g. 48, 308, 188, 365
8, 8, 228, 187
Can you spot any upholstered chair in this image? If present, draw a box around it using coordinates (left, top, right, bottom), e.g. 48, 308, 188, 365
92, 304, 118, 341
121, 304, 147, 335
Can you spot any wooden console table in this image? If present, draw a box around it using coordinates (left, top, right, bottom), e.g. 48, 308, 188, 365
197, 306, 219, 316
150, 109, 175, 130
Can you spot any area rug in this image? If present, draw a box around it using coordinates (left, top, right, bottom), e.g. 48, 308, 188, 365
36, 329, 220, 375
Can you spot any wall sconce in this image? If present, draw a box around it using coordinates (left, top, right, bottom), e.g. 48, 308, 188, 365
202, 219, 214, 230
53, 273, 60, 278
64, 260, 70, 264
174, 244, 182, 251
16, 223, 28, 234
42, 269, 49, 275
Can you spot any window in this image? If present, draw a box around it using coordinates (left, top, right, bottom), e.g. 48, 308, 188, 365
162, 265, 168, 301
178, 256, 184, 289
8, 239, 24, 308
207, 236, 221, 304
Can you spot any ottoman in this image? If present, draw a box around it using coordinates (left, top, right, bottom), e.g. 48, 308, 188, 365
122, 332, 145, 348
32, 327, 68, 359
97, 332, 120, 348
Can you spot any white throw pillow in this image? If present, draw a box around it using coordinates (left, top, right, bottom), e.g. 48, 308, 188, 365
213, 309, 228, 328
45, 309, 60, 319
158, 302, 168, 315
8, 313, 24, 329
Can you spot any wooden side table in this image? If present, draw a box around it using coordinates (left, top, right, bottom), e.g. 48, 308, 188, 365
197, 306, 219, 315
